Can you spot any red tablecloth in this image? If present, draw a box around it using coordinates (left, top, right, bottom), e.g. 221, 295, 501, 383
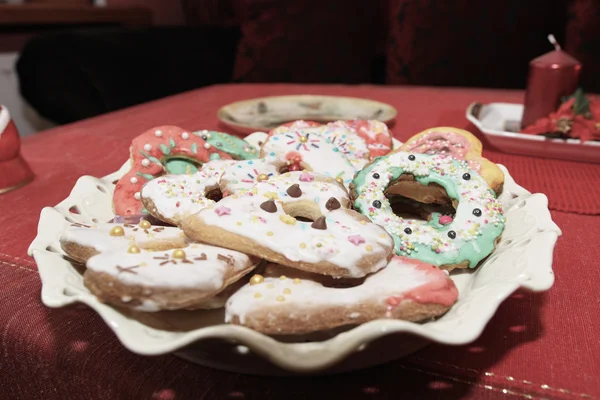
1, 84, 598, 400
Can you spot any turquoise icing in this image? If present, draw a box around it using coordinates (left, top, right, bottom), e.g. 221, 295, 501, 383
192, 130, 258, 160
352, 152, 505, 268
164, 158, 199, 174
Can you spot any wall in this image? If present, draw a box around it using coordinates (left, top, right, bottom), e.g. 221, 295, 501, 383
107, 0, 185, 26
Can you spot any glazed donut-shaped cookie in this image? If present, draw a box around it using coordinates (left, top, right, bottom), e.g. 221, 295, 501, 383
114, 126, 232, 216
267, 121, 371, 170
140, 159, 236, 226
225, 256, 458, 334
183, 171, 394, 278
193, 130, 259, 160
399, 127, 504, 193
260, 127, 357, 186
351, 152, 505, 270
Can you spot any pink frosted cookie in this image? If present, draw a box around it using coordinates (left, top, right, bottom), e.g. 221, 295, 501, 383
399, 127, 504, 193
225, 256, 458, 334
268, 120, 321, 136
182, 171, 394, 278
327, 119, 394, 157
113, 126, 233, 216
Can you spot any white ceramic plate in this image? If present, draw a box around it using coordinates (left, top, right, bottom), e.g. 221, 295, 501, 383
466, 102, 600, 163
28, 161, 561, 375
218, 95, 397, 134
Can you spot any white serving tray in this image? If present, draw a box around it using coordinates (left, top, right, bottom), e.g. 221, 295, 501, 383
466, 102, 600, 163
28, 161, 561, 375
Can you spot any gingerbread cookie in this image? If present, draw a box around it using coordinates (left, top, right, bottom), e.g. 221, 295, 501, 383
113, 126, 232, 216
182, 171, 394, 278
225, 256, 458, 334
399, 127, 504, 193
351, 152, 505, 270
84, 243, 257, 311
60, 221, 187, 264
140, 159, 235, 226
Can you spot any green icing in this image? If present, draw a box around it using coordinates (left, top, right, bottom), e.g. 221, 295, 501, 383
159, 144, 171, 155
193, 130, 258, 160
164, 158, 199, 174
352, 152, 505, 268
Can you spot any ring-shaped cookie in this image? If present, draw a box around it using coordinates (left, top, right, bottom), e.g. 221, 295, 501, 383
351, 152, 505, 270
183, 171, 394, 278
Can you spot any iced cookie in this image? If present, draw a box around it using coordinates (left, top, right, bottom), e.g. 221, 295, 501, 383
351, 152, 505, 270
219, 157, 285, 196
60, 221, 187, 264
113, 126, 232, 216
225, 256, 458, 334
399, 127, 504, 193
327, 119, 394, 158
193, 130, 259, 160
260, 127, 357, 186
182, 171, 394, 278
84, 244, 257, 311
140, 159, 235, 226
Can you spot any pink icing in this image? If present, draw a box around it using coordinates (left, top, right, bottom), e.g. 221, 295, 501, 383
439, 215, 453, 225
214, 206, 231, 216
299, 173, 314, 182
347, 235, 365, 246
390, 256, 458, 307
404, 131, 482, 172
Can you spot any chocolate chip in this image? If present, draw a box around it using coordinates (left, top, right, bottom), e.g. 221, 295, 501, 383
311, 216, 327, 230
260, 200, 277, 213
325, 197, 341, 211
286, 184, 302, 198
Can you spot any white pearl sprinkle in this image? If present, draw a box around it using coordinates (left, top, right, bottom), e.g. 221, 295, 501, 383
130, 177, 138, 184
155, 130, 162, 137
134, 192, 141, 200
141, 159, 150, 167
204, 143, 211, 149
143, 144, 151, 151
182, 132, 190, 140
201, 129, 208, 134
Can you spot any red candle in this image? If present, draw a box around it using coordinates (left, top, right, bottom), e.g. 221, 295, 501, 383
521, 35, 581, 128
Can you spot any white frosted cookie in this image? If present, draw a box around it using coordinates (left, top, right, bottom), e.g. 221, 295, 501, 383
84, 243, 257, 311
260, 128, 357, 187
60, 221, 187, 263
219, 157, 284, 196
243, 131, 269, 150
182, 171, 394, 278
269, 123, 371, 170
225, 256, 459, 334
140, 159, 236, 225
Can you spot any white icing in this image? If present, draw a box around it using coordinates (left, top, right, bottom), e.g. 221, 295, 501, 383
87, 242, 252, 290
219, 157, 284, 195
0, 105, 10, 137
140, 159, 236, 224
192, 171, 393, 277
61, 223, 185, 253
392, 138, 403, 149
261, 128, 357, 186
225, 256, 452, 324
328, 120, 392, 154
314, 125, 370, 169
244, 131, 269, 149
